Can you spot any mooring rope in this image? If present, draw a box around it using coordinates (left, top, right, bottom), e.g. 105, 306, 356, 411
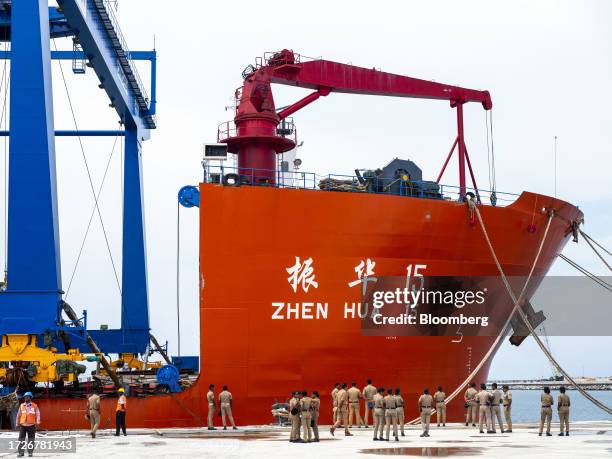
579, 229, 612, 272
406, 202, 554, 425
558, 254, 612, 293
472, 203, 612, 415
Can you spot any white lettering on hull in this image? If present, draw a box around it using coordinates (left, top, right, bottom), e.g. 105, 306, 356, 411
271, 302, 329, 319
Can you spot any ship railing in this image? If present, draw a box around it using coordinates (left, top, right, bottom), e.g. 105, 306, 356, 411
203, 165, 519, 206
217, 119, 298, 145
204, 164, 318, 189
217, 121, 237, 143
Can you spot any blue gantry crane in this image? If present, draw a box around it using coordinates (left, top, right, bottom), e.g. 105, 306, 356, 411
0, 0, 162, 388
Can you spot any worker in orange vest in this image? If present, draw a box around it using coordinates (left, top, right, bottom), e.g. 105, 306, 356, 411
115, 387, 127, 436
16, 391, 40, 457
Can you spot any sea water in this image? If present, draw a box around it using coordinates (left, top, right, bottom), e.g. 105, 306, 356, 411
504, 389, 612, 423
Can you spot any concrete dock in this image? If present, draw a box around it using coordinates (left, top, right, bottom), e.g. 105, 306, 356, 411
1, 421, 610, 458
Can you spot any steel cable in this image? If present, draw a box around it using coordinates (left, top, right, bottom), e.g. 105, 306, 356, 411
579, 230, 612, 271
558, 254, 612, 293
52, 39, 122, 295
65, 134, 121, 298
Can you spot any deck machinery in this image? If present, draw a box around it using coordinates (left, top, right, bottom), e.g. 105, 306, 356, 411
0, 0, 183, 393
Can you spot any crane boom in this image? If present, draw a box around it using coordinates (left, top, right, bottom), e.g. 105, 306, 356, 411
219, 49, 492, 196
268, 58, 492, 110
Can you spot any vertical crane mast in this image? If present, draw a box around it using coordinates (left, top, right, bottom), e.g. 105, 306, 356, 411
219, 49, 492, 197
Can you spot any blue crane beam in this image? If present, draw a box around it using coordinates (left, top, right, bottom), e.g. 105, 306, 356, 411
0, 6, 73, 39
57, 0, 155, 132
0, 50, 157, 119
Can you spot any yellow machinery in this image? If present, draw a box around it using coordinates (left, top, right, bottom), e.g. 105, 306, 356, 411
0, 334, 88, 384
105, 353, 163, 373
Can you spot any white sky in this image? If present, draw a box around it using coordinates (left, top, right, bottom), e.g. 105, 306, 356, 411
1, 0, 611, 380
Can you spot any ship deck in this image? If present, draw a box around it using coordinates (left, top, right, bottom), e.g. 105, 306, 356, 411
4, 421, 610, 457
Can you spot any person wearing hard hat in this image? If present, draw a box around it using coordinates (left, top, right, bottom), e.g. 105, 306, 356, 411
16, 392, 40, 457
115, 388, 127, 436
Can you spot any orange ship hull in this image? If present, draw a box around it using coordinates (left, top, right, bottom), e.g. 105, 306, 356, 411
35, 185, 581, 430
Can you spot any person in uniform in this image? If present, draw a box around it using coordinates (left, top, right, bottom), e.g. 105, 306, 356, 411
289, 391, 302, 442
373, 387, 385, 441
362, 379, 377, 427
476, 383, 492, 434
16, 392, 40, 457
434, 385, 446, 427
115, 387, 127, 436
539, 386, 553, 436
490, 383, 504, 433
347, 382, 365, 428
464, 382, 478, 426
394, 388, 405, 436
502, 385, 512, 433
300, 391, 314, 442
557, 387, 570, 436
418, 388, 433, 438
219, 385, 237, 430
383, 388, 399, 441
207, 384, 216, 430
86, 389, 101, 438
311, 391, 321, 442
330, 383, 352, 436
331, 383, 340, 425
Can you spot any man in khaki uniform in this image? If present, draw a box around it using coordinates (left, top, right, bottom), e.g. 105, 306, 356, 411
219, 385, 237, 430
490, 383, 504, 433
502, 385, 512, 433
539, 386, 553, 436
362, 379, 377, 427
347, 382, 365, 428
434, 386, 446, 427
373, 387, 385, 441
331, 383, 340, 425
464, 382, 478, 426
300, 391, 314, 442
476, 383, 492, 434
86, 390, 101, 438
557, 387, 570, 436
383, 388, 399, 441
289, 391, 302, 442
311, 391, 321, 442
330, 383, 352, 436
418, 388, 433, 437
207, 384, 216, 430
394, 388, 405, 436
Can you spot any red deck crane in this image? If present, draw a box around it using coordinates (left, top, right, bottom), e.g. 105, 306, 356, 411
218, 49, 492, 197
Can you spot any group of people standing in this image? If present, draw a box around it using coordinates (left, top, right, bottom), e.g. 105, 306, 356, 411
288, 390, 321, 442
464, 382, 570, 436
327, 381, 448, 441
206, 384, 238, 430
464, 382, 510, 433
